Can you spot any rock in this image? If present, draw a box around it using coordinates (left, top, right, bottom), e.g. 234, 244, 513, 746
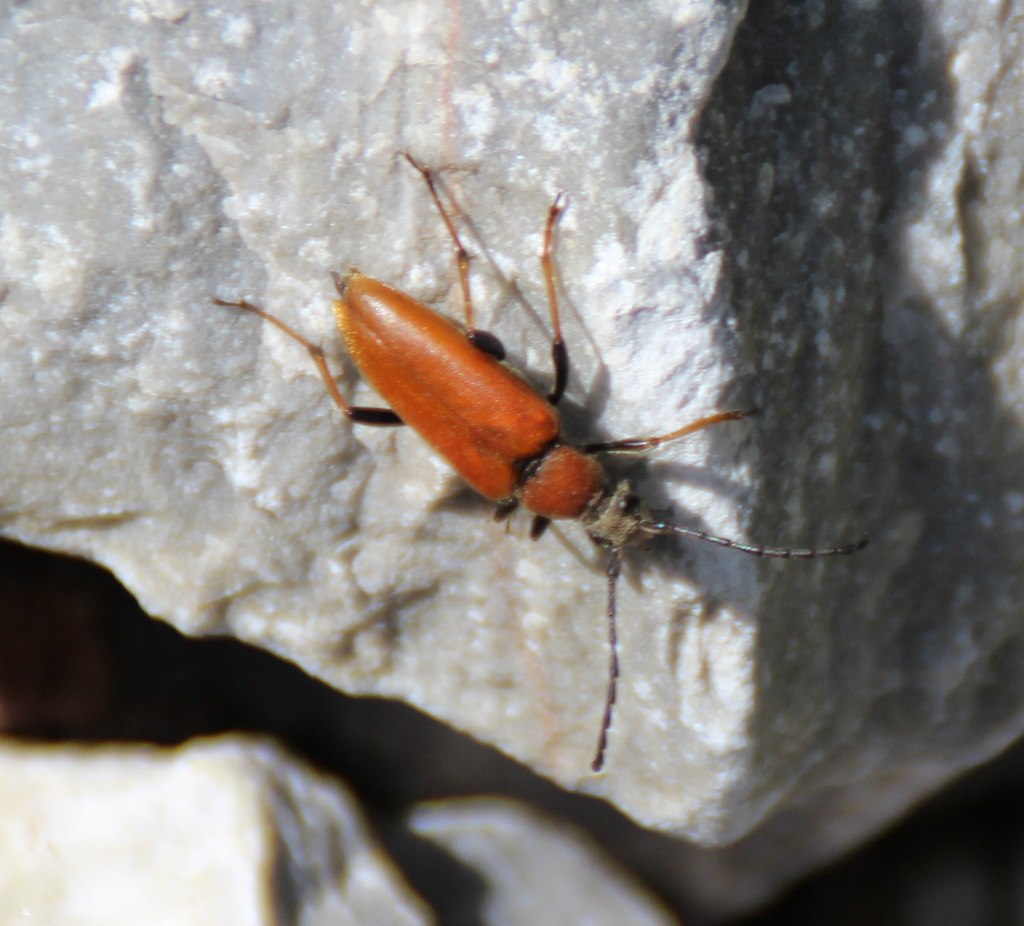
2, 0, 1023, 916
409, 798, 677, 925
0, 737, 429, 925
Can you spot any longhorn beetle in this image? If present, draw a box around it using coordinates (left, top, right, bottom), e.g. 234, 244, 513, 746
215, 153, 867, 772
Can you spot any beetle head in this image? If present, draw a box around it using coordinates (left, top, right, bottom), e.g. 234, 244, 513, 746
582, 480, 651, 552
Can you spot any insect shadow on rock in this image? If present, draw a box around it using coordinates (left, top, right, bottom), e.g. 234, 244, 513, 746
214, 153, 868, 772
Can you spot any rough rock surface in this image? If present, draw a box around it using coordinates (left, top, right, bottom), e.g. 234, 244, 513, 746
0, 738, 430, 925
409, 798, 677, 925
2, 0, 1023, 917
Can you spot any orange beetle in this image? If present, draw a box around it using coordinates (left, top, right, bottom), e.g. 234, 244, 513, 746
216, 154, 867, 771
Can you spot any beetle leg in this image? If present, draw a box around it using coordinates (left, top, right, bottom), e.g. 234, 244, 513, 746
541, 193, 569, 405
345, 407, 405, 425
582, 408, 757, 454
466, 328, 507, 362
403, 154, 478, 329
402, 154, 513, 362
213, 298, 403, 426
493, 497, 519, 522
529, 515, 551, 540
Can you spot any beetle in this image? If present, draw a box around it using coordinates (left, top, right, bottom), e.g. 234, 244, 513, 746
215, 153, 867, 772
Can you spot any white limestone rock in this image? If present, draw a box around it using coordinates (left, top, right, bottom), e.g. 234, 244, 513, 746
409, 798, 677, 926
0, 738, 429, 926
0, 0, 763, 824
3, 0, 1024, 915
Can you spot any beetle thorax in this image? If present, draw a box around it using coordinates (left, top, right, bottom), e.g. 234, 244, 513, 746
518, 444, 604, 521
581, 480, 649, 551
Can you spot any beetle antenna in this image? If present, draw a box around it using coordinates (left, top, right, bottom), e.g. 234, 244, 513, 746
641, 520, 868, 558
592, 548, 623, 773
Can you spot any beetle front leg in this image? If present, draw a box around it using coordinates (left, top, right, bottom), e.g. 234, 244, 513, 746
493, 497, 518, 521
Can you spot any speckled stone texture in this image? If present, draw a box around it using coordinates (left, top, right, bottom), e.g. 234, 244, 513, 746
2, 0, 1023, 918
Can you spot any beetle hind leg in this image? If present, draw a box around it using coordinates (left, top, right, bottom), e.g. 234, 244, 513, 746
467, 328, 507, 361
213, 297, 403, 427
402, 153, 490, 346
541, 193, 569, 406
